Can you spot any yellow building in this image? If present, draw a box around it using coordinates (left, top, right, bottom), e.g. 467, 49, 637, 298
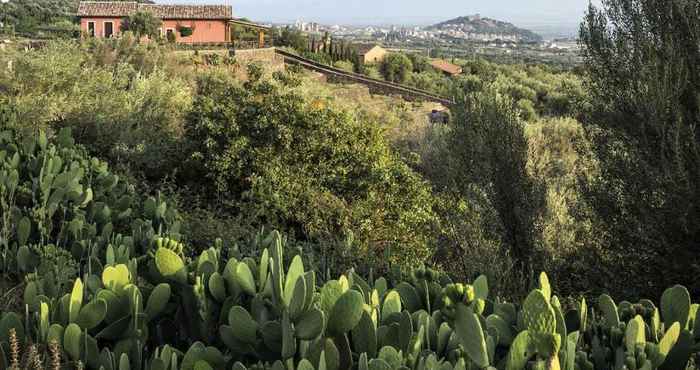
356, 44, 387, 64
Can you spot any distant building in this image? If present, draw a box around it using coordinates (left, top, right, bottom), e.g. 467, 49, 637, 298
429, 59, 463, 76
77, 1, 233, 43
356, 44, 387, 64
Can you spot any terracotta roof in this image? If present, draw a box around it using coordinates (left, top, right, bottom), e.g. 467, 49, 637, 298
77, 1, 233, 20
430, 59, 463, 75
355, 44, 384, 55
78, 2, 138, 17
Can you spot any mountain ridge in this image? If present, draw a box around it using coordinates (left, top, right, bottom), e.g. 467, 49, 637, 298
428, 15, 542, 42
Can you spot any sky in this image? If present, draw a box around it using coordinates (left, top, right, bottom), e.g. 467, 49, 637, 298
157, 0, 597, 35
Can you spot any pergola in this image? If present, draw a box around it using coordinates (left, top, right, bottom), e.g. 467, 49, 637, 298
228, 19, 271, 48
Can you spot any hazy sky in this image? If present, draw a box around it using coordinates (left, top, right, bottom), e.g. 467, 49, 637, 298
157, 0, 596, 29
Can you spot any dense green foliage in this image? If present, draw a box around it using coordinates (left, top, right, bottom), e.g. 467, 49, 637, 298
0, 131, 697, 369
180, 67, 437, 269
274, 27, 309, 53
0, 2, 699, 369
0, 38, 438, 275
380, 53, 414, 84
578, 0, 700, 296
121, 11, 162, 40
0, 0, 79, 37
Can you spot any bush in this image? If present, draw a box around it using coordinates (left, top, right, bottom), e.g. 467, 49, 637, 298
0, 41, 193, 179
181, 66, 437, 273
380, 53, 413, 84
429, 88, 544, 285
516, 98, 537, 121
333, 60, 354, 73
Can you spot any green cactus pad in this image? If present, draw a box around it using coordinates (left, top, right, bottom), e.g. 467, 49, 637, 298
64, 323, 82, 360
522, 290, 556, 335
146, 283, 171, 320
17, 216, 31, 246
660, 285, 691, 329
284, 255, 305, 307
368, 358, 391, 370
155, 248, 186, 282
77, 298, 107, 330
352, 310, 378, 358
454, 303, 490, 368
68, 278, 84, 324
328, 290, 365, 336
282, 310, 296, 359
597, 294, 620, 329
473, 275, 489, 301
228, 306, 258, 344
659, 329, 693, 370
625, 315, 646, 353
208, 272, 226, 302
395, 282, 422, 312
486, 314, 514, 346
506, 330, 534, 370
653, 322, 680, 367
295, 308, 325, 340
47, 324, 64, 347
298, 359, 315, 370
321, 280, 346, 317
235, 262, 257, 296
538, 273, 551, 302
0, 312, 25, 345
102, 264, 131, 292
289, 276, 307, 320
381, 291, 402, 322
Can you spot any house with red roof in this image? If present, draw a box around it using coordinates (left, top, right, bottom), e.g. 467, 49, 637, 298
77, 1, 233, 44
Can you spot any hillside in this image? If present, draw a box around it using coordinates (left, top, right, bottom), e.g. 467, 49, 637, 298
428, 15, 542, 42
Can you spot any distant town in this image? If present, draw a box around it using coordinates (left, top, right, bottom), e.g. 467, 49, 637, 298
267, 14, 581, 66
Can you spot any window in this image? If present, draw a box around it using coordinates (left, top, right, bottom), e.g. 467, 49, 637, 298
87, 21, 95, 37
104, 21, 114, 38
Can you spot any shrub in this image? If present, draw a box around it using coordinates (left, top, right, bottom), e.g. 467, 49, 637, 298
182, 66, 437, 272
120, 10, 162, 40
0, 41, 193, 179
517, 98, 537, 121
333, 60, 354, 73
380, 53, 413, 84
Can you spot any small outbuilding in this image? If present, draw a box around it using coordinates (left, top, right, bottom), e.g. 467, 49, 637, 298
430, 59, 463, 76
355, 44, 387, 64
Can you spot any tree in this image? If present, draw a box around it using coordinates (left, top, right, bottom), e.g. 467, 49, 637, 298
407, 53, 430, 73
380, 53, 413, 84
580, 0, 700, 296
182, 66, 437, 271
121, 10, 162, 40
274, 26, 307, 52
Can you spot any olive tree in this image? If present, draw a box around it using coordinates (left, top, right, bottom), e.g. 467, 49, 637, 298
121, 11, 162, 40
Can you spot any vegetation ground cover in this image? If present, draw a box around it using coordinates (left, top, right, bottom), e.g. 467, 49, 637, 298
0, 0, 698, 368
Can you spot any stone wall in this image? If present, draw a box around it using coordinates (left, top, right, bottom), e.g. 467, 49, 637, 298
233, 48, 283, 67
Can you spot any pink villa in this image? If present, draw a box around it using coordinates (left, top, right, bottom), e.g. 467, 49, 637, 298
77, 1, 235, 44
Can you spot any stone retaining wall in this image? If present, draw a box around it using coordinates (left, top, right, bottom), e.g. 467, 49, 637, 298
233, 48, 283, 66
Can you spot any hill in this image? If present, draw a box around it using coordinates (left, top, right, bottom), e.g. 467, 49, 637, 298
428, 14, 542, 42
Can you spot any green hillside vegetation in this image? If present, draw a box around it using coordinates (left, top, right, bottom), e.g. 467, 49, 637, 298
0, 0, 698, 368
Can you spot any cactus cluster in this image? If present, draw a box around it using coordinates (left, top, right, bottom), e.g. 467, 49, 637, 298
0, 129, 180, 279
0, 131, 699, 370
